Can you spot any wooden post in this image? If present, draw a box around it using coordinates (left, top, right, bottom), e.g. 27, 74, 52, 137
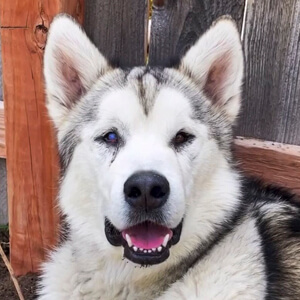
0, 0, 84, 276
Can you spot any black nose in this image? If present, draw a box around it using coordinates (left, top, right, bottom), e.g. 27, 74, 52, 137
124, 171, 170, 211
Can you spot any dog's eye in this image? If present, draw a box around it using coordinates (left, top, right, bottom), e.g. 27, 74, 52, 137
173, 131, 194, 148
103, 131, 119, 145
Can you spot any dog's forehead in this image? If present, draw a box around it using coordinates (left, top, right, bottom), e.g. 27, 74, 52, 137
96, 68, 194, 125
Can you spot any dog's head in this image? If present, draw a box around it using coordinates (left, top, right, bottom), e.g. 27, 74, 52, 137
44, 15, 243, 266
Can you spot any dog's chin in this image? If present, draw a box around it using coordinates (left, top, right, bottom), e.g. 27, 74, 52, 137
105, 218, 183, 266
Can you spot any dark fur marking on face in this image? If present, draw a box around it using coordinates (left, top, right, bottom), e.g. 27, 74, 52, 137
59, 128, 80, 176
126, 67, 162, 116
110, 141, 124, 165
136, 72, 148, 115
111, 149, 118, 164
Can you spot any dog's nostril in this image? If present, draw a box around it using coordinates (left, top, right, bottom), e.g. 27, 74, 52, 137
150, 185, 166, 199
128, 187, 141, 198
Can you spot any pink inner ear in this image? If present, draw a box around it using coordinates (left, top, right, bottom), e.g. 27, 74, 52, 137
61, 61, 84, 108
204, 53, 231, 105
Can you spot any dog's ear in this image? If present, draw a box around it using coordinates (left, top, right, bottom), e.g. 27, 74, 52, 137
179, 17, 243, 122
44, 15, 109, 128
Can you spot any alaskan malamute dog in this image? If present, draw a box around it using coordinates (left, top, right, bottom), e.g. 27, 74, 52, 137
38, 14, 300, 299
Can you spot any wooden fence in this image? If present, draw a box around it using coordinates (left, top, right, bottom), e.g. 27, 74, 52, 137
0, 0, 299, 275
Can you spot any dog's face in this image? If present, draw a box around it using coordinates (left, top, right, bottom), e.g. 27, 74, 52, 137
44, 15, 243, 265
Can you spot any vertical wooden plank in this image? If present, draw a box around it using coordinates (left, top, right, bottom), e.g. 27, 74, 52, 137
237, 0, 300, 145
84, 0, 149, 67
0, 0, 84, 276
149, 0, 245, 66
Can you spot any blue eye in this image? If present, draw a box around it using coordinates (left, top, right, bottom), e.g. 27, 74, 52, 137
103, 131, 119, 145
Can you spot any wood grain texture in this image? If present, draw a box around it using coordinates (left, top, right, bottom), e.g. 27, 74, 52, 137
149, 0, 245, 66
237, 0, 300, 145
0, 0, 83, 276
0, 105, 5, 158
234, 137, 300, 196
84, 0, 149, 67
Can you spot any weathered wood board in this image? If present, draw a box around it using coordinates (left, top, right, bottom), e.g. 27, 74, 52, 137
234, 137, 300, 196
84, 0, 149, 67
0, 0, 83, 276
149, 0, 245, 66
237, 0, 300, 145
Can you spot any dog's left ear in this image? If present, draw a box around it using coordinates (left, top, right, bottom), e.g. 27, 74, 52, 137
44, 15, 110, 128
179, 17, 243, 122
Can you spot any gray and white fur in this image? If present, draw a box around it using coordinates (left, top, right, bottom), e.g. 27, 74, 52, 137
38, 15, 300, 300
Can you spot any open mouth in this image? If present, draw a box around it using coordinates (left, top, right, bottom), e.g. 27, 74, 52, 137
105, 219, 183, 265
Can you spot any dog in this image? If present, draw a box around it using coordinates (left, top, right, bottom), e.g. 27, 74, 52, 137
38, 14, 300, 300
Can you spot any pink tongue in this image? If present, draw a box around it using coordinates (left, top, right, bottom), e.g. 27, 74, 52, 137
122, 222, 172, 249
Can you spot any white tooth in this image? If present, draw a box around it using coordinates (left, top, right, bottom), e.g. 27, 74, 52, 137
126, 234, 132, 247
144, 250, 147, 253
158, 246, 162, 252
140, 248, 143, 251
148, 250, 152, 253
133, 246, 138, 252
152, 248, 156, 251
162, 234, 169, 247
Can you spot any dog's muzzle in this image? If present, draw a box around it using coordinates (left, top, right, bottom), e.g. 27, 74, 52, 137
105, 171, 183, 265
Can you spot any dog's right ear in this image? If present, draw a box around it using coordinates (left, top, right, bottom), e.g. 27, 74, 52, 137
44, 15, 110, 128
179, 17, 243, 123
